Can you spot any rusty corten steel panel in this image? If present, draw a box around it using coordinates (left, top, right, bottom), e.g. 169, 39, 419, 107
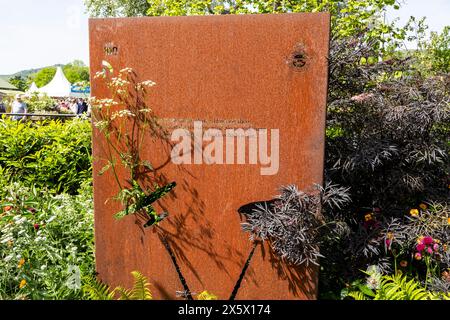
89, 13, 330, 300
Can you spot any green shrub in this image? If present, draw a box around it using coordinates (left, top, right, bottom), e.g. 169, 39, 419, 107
0, 117, 92, 194
414, 23, 450, 75
83, 271, 152, 300
23, 94, 57, 113
0, 182, 94, 300
319, 32, 450, 298
342, 271, 450, 300
83, 271, 217, 300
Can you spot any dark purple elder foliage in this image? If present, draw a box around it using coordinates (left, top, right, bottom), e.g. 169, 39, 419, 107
326, 37, 448, 209
241, 183, 351, 267
319, 34, 450, 297
241, 185, 323, 266
239, 34, 448, 296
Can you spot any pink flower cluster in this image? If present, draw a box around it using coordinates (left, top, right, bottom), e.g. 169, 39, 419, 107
415, 236, 441, 260
385, 232, 395, 251
350, 93, 374, 103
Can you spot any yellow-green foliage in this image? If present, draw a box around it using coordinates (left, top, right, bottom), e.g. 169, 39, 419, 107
115, 271, 152, 300
83, 271, 152, 300
23, 93, 56, 113
0, 117, 92, 194
196, 290, 218, 300
82, 276, 115, 300
347, 273, 450, 300
83, 271, 220, 300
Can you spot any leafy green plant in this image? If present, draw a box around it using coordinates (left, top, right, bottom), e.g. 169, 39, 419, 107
412, 22, 450, 75
83, 271, 152, 300
91, 65, 195, 299
8, 76, 28, 92
85, 0, 407, 53
113, 181, 176, 230
0, 182, 94, 300
343, 272, 450, 300
319, 29, 450, 297
0, 117, 92, 194
82, 275, 116, 300
23, 93, 56, 113
91, 65, 175, 227
83, 271, 218, 300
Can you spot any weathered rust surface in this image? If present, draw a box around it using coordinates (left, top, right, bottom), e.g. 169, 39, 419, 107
89, 13, 330, 300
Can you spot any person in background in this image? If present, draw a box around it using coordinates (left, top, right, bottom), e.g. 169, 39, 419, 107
0, 97, 6, 113
70, 98, 78, 114
11, 94, 27, 120
77, 98, 88, 114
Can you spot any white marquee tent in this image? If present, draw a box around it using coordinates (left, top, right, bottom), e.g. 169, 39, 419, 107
26, 82, 40, 95
38, 67, 72, 97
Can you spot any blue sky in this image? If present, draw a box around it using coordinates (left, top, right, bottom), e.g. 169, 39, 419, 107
0, 0, 449, 75
0, 0, 89, 75
386, 0, 450, 42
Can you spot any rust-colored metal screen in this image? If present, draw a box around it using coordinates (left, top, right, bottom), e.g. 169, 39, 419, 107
89, 13, 330, 300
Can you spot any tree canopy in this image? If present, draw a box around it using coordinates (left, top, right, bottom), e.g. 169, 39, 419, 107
84, 0, 406, 51
84, 0, 150, 17
63, 60, 90, 85
32, 67, 57, 88
8, 75, 28, 91
30, 60, 90, 88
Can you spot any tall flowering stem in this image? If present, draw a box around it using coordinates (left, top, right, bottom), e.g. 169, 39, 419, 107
414, 235, 444, 289
91, 63, 169, 224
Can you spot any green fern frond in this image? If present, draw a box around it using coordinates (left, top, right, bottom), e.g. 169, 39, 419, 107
374, 273, 431, 300
347, 291, 369, 300
130, 271, 152, 300
82, 271, 153, 300
82, 275, 115, 300
346, 273, 440, 301
115, 286, 133, 300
